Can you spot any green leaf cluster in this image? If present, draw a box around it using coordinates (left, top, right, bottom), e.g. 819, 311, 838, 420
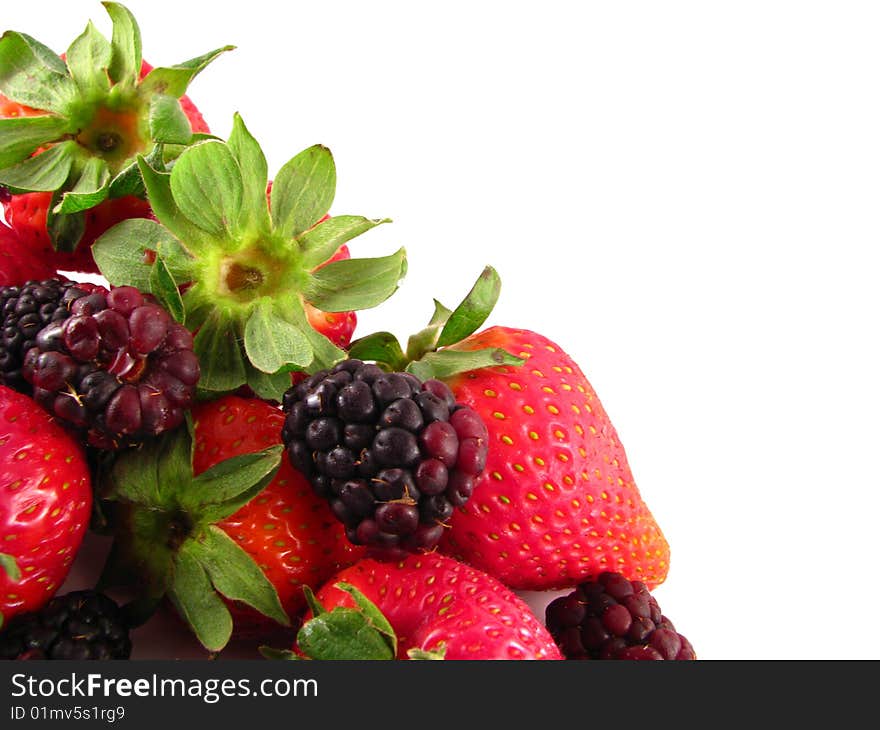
0, 2, 232, 250
349, 265, 524, 379
99, 423, 289, 652
93, 113, 403, 401
260, 584, 446, 661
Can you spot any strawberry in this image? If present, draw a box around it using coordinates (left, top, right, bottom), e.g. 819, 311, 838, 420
91, 113, 398, 403
0, 386, 92, 627
2, 191, 152, 274
348, 267, 671, 590
192, 396, 365, 628
0, 224, 55, 286
98, 395, 365, 651
296, 552, 563, 660
0, 3, 231, 272
439, 326, 670, 590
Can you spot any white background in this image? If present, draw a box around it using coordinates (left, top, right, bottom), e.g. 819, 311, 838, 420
6, 0, 880, 660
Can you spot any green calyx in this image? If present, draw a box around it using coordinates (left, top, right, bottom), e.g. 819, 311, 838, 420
0, 1, 233, 251
348, 265, 524, 380
96, 420, 289, 653
93, 113, 402, 402
259, 584, 446, 661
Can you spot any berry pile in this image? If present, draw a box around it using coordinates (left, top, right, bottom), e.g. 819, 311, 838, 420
0, 590, 131, 660
545, 572, 696, 660
1, 279, 199, 448
281, 361, 489, 552
0, 3, 694, 663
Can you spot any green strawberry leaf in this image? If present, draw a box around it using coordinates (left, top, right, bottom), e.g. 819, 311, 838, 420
93, 217, 194, 291
104, 1, 142, 87
0, 116, 71, 168
0, 140, 77, 193
299, 215, 392, 271
0, 552, 21, 582
302, 585, 326, 617
347, 332, 407, 371
153, 424, 196, 508
196, 477, 277, 526
168, 542, 233, 652
192, 310, 247, 393
140, 45, 235, 98
334, 582, 396, 655
170, 140, 243, 238
285, 303, 346, 371
271, 144, 336, 240
101, 430, 167, 508
226, 113, 271, 237
186, 525, 289, 627
259, 646, 302, 660
437, 266, 502, 347
303, 247, 407, 312
428, 299, 454, 326
149, 94, 193, 145
244, 364, 294, 403
406, 348, 524, 381
403, 299, 456, 362
244, 299, 313, 374
46, 193, 86, 253
149, 255, 185, 323
55, 157, 110, 214
138, 154, 211, 255
407, 644, 447, 660
108, 142, 164, 199
296, 607, 396, 661
0, 30, 77, 114
182, 445, 282, 514
66, 20, 112, 95
293, 583, 398, 660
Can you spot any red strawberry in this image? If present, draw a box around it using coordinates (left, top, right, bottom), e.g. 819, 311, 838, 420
98, 394, 365, 650
0, 224, 55, 287
191, 396, 366, 628
439, 326, 670, 591
2, 191, 153, 275
306, 552, 563, 660
0, 4, 230, 273
0, 386, 92, 626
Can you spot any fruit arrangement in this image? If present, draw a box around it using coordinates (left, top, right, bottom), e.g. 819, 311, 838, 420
0, 4, 694, 661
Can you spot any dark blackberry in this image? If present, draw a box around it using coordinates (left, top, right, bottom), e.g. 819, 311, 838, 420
1, 279, 199, 448
0, 278, 82, 392
545, 572, 696, 660
0, 590, 132, 660
281, 359, 489, 553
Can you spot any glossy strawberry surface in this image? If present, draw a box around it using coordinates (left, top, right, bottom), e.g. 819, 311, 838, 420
0, 386, 92, 622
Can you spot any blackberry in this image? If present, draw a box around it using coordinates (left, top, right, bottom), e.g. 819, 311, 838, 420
281, 360, 489, 553
545, 572, 696, 660
0, 278, 82, 392
1, 279, 199, 449
0, 590, 132, 660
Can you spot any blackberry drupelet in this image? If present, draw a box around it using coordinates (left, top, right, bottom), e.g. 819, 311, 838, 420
281, 359, 490, 553
0, 590, 132, 660
1, 278, 200, 449
1, 278, 84, 392
545, 572, 696, 660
